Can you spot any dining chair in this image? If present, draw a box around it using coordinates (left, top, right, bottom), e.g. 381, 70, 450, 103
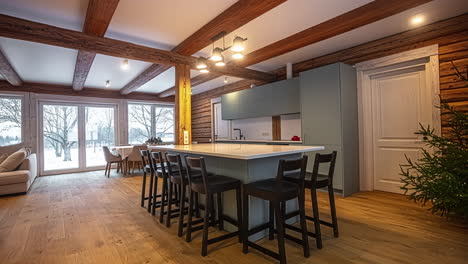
102, 146, 123, 177
127, 145, 147, 174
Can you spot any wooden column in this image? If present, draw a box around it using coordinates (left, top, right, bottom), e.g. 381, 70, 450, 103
272, 116, 281, 140
174, 64, 192, 145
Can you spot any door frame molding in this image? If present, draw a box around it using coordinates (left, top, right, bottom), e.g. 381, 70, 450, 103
355, 45, 440, 191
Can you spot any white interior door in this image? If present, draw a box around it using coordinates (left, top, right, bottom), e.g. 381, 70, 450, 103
213, 103, 230, 140
370, 65, 433, 194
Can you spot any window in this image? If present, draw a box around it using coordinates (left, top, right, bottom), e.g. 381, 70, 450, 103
128, 103, 174, 144
0, 96, 22, 146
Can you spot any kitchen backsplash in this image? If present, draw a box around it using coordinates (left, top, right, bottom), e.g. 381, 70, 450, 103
230, 114, 301, 141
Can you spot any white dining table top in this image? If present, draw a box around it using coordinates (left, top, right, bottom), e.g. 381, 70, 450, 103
150, 143, 324, 160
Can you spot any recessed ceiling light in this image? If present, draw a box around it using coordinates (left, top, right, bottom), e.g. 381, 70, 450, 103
410, 15, 425, 26
105, 80, 110, 88
121, 59, 129, 70
224, 76, 228, 83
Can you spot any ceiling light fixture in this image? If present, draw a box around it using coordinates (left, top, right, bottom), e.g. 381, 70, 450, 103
231, 36, 246, 52
224, 76, 228, 83
215, 56, 225, 67
410, 14, 425, 26
232, 52, 244, 60
196, 58, 208, 69
200, 69, 209, 73
105, 80, 110, 88
121, 59, 129, 70
209, 47, 224, 62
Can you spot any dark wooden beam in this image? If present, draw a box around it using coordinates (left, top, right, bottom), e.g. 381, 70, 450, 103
159, 0, 433, 97
73, 0, 120, 91
0, 14, 276, 83
0, 50, 22, 86
120, 0, 286, 95
0, 81, 174, 102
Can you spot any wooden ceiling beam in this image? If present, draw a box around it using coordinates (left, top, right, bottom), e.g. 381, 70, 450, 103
158, 0, 432, 97
0, 81, 174, 102
0, 14, 275, 83
0, 50, 22, 86
120, 0, 286, 95
73, 0, 120, 91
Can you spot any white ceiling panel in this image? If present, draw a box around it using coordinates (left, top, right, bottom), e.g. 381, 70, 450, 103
138, 68, 202, 94
192, 75, 244, 95
0, 37, 77, 85
0, 0, 87, 30
84, 55, 152, 90
105, 0, 237, 49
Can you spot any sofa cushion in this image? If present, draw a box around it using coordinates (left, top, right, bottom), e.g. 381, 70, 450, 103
0, 154, 8, 164
0, 170, 30, 185
0, 150, 26, 173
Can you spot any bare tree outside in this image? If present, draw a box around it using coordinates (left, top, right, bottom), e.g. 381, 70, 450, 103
0, 97, 22, 146
43, 105, 78, 162
128, 104, 174, 144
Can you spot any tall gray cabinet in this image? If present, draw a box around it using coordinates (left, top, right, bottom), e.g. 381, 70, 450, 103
300, 63, 359, 197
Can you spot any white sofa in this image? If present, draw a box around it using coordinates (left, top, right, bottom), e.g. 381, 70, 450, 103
0, 144, 38, 196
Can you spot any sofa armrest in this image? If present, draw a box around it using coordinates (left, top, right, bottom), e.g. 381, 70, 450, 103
0, 170, 30, 185
18, 153, 37, 181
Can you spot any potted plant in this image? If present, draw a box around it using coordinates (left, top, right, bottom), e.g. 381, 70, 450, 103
400, 103, 467, 220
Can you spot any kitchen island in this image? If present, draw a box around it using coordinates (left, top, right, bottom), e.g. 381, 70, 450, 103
151, 143, 324, 240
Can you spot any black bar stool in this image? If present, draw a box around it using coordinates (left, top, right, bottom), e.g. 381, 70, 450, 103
139, 149, 154, 211
184, 156, 243, 257
283, 151, 338, 249
165, 153, 201, 236
242, 156, 310, 264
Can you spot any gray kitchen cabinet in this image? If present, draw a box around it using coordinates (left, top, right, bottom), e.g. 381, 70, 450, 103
300, 63, 359, 197
221, 78, 299, 120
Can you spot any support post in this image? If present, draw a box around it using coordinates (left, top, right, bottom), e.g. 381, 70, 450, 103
174, 64, 192, 145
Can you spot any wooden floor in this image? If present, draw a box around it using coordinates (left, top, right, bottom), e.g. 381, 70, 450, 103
0, 171, 466, 264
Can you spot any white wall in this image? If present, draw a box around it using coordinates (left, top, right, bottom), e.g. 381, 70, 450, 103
281, 114, 301, 140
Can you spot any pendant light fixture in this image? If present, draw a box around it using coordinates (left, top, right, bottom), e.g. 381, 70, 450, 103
232, 52, 244, 60
199, 69, 209, 73
209, 47, 224, 62
196, 57, 208, 69
231, 36, 246, 52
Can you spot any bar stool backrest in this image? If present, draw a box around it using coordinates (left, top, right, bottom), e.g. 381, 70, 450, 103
139, 149, 151, 170
311, 151, 338, 185
165, 153, 186, 185
277, 155, 308, 190
149, 151, 164, 174
184, 156, 208, 190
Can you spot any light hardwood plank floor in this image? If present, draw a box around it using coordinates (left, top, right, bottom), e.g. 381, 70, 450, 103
0, 170, 466, 264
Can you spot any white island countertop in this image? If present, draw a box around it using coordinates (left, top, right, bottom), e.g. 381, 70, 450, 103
150, 143, 324, 160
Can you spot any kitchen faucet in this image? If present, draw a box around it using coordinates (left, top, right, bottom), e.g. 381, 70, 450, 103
233, 128, 244, 140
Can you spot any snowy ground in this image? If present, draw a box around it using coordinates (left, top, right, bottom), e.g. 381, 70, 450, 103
43, 147, 108, 171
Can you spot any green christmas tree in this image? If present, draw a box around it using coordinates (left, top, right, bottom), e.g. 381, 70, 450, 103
400, 103, 468, 219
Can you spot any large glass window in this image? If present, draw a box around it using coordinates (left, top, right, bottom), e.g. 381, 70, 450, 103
128, 103, 174, 144
85, 106, 115, 167
0, 96, 22, 146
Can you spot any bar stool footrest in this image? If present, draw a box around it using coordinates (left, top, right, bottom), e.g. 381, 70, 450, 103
207, 231, 239, 245
305, 215, 334, 227
284, 223, 317, 238
246, 241, 280, 261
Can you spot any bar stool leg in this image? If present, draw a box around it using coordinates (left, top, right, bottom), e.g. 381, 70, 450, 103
328, 184, 339, 237
202, 194, 212, 257
152, 176, 159, 215
298, 192, 310, 257
160, 177, 168, 223
311, 188, 323, 249
141, 170, 147, 207
235, 187, 242, 243
195, 193, 200, 218
210, 194, 216, 227
186, 190, 194, 242
274, 201, 287, 264
242, 191, 249, 254
269, 202, 274, 240
166, 182, 174, 227
147, 171, 154, 213
177, 184, 186, 237
217, 192, 224, 231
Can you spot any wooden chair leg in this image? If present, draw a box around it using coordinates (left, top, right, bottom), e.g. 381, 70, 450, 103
311, 188, 323, 249
177, 184, 186, 237
132, 161, 135, 174
152, 176, 159, 215
105, 163, 109, 176
328, 185, 339, 237
160, 177, 168, 223
141, 170, 147, 207
217, 192, 224, 231
242, 191, 249, 254
147, 170, 154, 213
186, 190, 194, 242
269, 201, 275, 240
235, 187, 242, 243
166, 182, 174, 227
299, 192, 310, 258
274, 202, 287, 264
201, 194, 211, 257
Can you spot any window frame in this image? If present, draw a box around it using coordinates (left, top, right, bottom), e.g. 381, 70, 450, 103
0, 93, 25, 147
127, 102, 175, 144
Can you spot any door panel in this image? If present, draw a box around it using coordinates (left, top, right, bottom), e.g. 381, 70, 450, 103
85, 106, 116, 167
371, 66, 431, 193
214, 103, 230, 140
